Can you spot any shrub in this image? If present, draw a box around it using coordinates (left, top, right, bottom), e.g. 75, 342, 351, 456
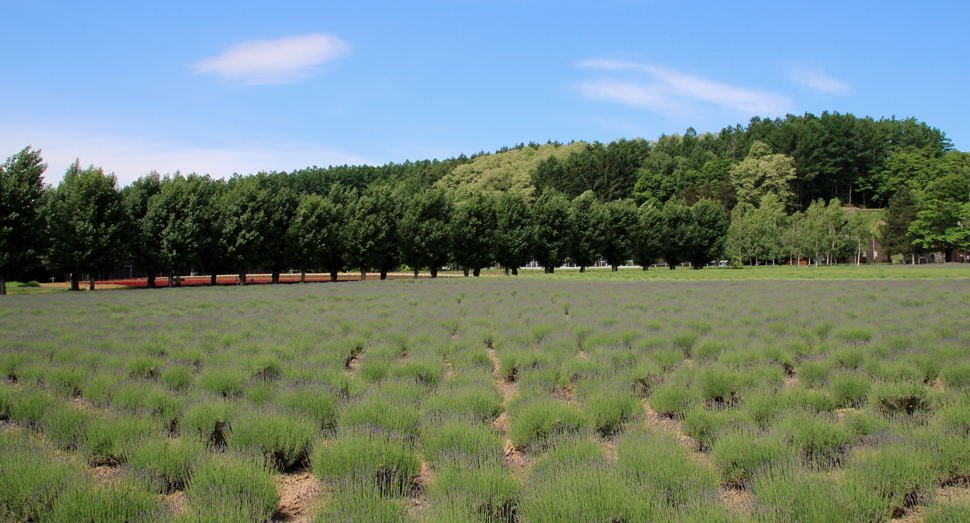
159, 364, 193, 390
0, 384, 55, 425
712, 428, 793, 486
340, 394, 421, 443
126, 435, 205, 492
618, 429, 718, 507
942, 362, 970, 389
697, 365, 737, 405
650, 381, 697, 418
429, 452, 519, 522
422, 414, 504, 461
44, 481, 163, 523
869, 381, 929, 415
828, 370, 871, 408
507, 396, 589, 449
582, 386, 640, 437
312, 426, 420, 497
180, 398, 234, 446
275, 382, 339, 431
196, 366, 246, 397
424, 380, 503, 422
226, 407, 317, 470
184, 451, 279, 522
42, 403, 92, 449
749, 460, 889, 523
0, 432, 80, 522
82, 411, 157, 465
519, 457, 655, 523
778, 412, 852, 466
313, 479, 409, 523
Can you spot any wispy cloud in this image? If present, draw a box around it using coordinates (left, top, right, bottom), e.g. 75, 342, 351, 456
577, 59, 791, 115
790, 67, 850, 95
193, 34, 350, 85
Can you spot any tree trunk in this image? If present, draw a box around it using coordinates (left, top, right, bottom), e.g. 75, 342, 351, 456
360, 270, 366, 281
511, 267, 518, 276
147, 274, 156, 288
239, 271, 247, 285
380, 269, 388, 280
301, 270, 306, 283
331, 270, 338, 282
271, 270, 280, 284
70, 273, 80, 291
545, 266, 555, 274
579, 266, 585, 273
430, 267, 438, 278
0, 278, 6, 296
612, 264, 618, 272
88, 276, 95, 291
210, 273, 217, 286
413, 268, 419, 279
504, 267, 509, 276
463, 268, 469, 277
473, 268, 480, 277
642, 265, 648, 271
168, 272, 174, 288
668, 264, 676, 270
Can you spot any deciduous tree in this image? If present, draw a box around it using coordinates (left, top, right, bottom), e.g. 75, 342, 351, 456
0, 147, 48, 295
47, 160, 128, 291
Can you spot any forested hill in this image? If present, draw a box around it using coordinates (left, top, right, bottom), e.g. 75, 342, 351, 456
272, 112, 962, 212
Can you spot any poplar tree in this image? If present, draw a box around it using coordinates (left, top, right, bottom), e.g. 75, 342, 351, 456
47, 160, 128, 291
602, 198, 638, 271
0, 147, 48, 295
532, 191, 572, 273
450, 193, 496, 277
569, 190, 607, 272
398, 188, 453, 278
493, 192, 533, 275
632, 202, 663, 270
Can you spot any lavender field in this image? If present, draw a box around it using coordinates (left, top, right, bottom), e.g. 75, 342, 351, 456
1, 277, 969, 522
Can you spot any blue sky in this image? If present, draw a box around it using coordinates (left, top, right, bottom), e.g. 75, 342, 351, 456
2, 1, 967, 186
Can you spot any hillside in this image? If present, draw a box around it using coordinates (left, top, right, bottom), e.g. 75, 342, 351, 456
434, 141, 587, 202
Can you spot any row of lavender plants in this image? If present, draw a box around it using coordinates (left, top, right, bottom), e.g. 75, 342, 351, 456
1, 277, 968, 522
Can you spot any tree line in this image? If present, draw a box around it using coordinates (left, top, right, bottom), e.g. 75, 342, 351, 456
2, 111, 967, 294
0, 146, 733, 294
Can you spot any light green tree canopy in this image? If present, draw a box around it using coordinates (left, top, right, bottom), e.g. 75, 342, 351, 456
730, 141, 796, 209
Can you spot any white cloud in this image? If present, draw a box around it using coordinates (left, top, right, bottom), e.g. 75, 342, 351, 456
577, 59, 792, 115
0, 125, 372, 187
790, 67, 850, 95
193, 34, 350, 85
579, 80, 683, 112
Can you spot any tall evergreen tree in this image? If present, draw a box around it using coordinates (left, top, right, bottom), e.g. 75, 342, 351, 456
879, 188, 919, 262
0, 147, 48, 295
532, 191, 572, 273
47, 160, 128, 291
